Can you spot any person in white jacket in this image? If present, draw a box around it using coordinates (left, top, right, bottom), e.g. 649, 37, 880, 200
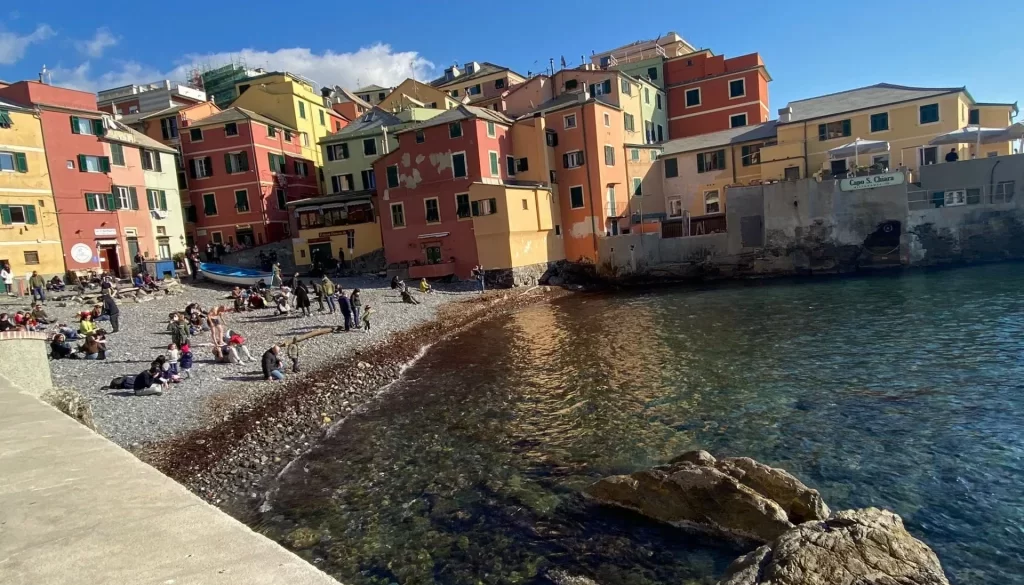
0, 264, 13, 296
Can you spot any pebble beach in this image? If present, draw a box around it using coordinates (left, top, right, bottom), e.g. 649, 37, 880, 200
7, 276, 476, 448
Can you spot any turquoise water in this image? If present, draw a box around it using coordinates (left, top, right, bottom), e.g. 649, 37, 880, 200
258, 264, 1024, 585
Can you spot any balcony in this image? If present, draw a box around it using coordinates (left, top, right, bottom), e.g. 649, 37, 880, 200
409, 261, 456, 279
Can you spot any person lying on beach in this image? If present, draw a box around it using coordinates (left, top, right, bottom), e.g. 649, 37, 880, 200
401, 289, 420, 305
212, 344, 240, 364
0, 313, 15, 332
133, 364, 165, 396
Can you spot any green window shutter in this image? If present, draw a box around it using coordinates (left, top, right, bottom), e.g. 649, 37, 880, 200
129, 186, 139, 210
697, 153, 706, 173
93, 119, 105, 136
14, 152, 27, 173
146, 190, 155, 209
842, 119, 851, 137
85, 194, 96, 211
70, 116, 80, 134
0, 205, 10, 225
818, 124, 827, 141
159, 191, 167, 210
225, 152, 232, 173
204, 156, 213, 176
154, 152, 162, 172
77, 154, 87, 172
239, 151, 249, 172
24, 205, 37, 225
99, 157, 111, 172
268, 152, 275, 170
106, 193, 116, 211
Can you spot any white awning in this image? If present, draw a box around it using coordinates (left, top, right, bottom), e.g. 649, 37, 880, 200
929, 126, 1011, 146
417, 232, 450, 239
828, 138, 890, 159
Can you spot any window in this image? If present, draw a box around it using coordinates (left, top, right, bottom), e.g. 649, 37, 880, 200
146, 189, 168, 211
741, 143, 762, 166
189, 128, 203, 142
416, 130, 425, 143
516, 158, 529, 173
651, 150, 659, 161
664, 157, 679, 178
268, 153, 286, 173
645, 121, 654, 143
506, 156, 516, 176
872, 154, 890, 170
141, 150, 162, 172
495, 79, 506, 89
190, 156, 212, 178
301, 133, 309, 147
669, 198, 682, 217
386, 164, 400, 188
111, 143, 125, 166
276, 189, 287, 210
0, 204, 34, 224
489, 151, 500, 176
606, 186, 616, 216
656, 94, 662, 110
425, 198, 440, 223
521, 199, 529, 210
870, 112, 889, 133
268, 126, 278, 138
589, 79, 612, 96
77, 155, 110, 173
0, 151, 28, 173
449, 122, 463, 138
185, 205, 197, 222
450, 89, 459, 97
968, 109, 980, 125
0, 109, 12, 128
818, 119, 851, 141
920, 146, 938, 166
704, 190, 721, 214
84, 193, 113, 211
468, 84, 482, 96
697, 149, 727, 173
201, 193, 217, 216
336, 121, 342, 131
603, 113, 611, 127
70, 116, 104, 136
657, 125, 664, 142
555, 224, 561, 236
563, 150, 584, 169
630, 148, 640, 161
114, 185, 138, 209
378, 92, 386, 101
295, 160, 309, 177
319, 109, 325, 126
360, 169, 375, 190
545, 130, 558, 147
632, 177, 643, 196
452, 152, 467, 178
23, 251, 39, 265
729, 78, 746, 99
604, 145, 615, 166
647, 67, 658, 81
564, 113, 577, 129
620, 78, 632, 95
569, 186, 585, 209
644, 87, 650, 104
327, 143, 350, 160
784, 166, 801, 181
390, 202, 405, 227
456, 193, 471, 218
471, 198, 499, 217
224, 122, 238, 136
624, 113, 635, 132
298, 101, 306, 119
920, 103, 939, 125
234, 190, 250, 212
284, 130, 292, 142
211, 232, 223, 244
685, 88, 701, 107
486, 121, 496, 137
564, 79, 578, 91
730, 113, 748, 128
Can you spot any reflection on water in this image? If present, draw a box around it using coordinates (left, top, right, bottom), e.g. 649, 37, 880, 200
258, 264, 1024, 585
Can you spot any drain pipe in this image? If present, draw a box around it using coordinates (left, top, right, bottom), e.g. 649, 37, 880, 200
581, 102, 600, 258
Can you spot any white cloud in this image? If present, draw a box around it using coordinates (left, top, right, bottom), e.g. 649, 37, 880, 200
76, 28, 119, 58
0, 24, 55, 65
51, 43, 434, 94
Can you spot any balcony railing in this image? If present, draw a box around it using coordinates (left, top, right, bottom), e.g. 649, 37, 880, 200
907, 181, 1016, 211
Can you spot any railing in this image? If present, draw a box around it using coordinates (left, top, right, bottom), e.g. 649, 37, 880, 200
907, 181, 1016, 211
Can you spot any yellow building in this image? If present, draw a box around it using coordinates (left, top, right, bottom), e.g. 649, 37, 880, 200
469, 182, 564, 281
377, 79, 460, 112
231, 71, 348, 191
624, 143, 665, 231
288, 192, 383, 271
0, 98, 64, 278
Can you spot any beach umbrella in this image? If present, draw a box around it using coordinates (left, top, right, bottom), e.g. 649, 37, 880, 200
828, 138, 890, 166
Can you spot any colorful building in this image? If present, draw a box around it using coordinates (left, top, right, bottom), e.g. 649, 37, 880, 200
590, 32, 697, 89
624, 143, 665, 232
0, 81, 155, 276
373, 105, 563, 282
377, 79, 460, 112
288, 192, 382, 272
664, 51, 771, 139
353, 85, 393, 106
323, 86, 370, 121
181, 107, 319, 248
429, 62, 526, 104
200, 63, 262, 108
0, 97, 64, 278
97, 80, 206, 116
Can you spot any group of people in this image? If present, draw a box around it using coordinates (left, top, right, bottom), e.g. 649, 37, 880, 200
0, 264, 61, 301
265, 274, 372, 332
42, 291, 120, 361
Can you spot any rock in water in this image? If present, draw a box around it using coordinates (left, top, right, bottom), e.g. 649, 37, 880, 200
584, 451, 828, 543
717, 508, 950, 585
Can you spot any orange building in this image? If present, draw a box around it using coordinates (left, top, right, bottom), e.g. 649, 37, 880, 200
664, 51, 771, 138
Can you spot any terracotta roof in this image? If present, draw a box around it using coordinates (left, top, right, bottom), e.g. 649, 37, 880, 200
429, 62, 523, 88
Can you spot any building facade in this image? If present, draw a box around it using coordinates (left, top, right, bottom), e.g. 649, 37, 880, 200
353, 85, 393, 106
664, 51, 771, 139
378, 79, 460, 112
97, 81, 206, 116
288, 192, 382, 271
0, 97, 64, 278
430, 62, 526, 103
181, 108, 319, 249
590, 32, 697, 89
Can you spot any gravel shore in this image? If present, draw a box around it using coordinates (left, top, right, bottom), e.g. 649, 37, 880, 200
6, 277, 476, 448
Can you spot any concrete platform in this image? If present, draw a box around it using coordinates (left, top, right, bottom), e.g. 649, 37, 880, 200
0, 381, 341, 585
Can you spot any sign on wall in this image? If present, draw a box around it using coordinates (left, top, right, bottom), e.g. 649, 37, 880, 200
93, 228, 116, 236
839, 171, 906, 192
70, 244, 93, 263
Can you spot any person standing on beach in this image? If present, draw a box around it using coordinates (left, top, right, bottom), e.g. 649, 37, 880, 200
286, 337, 301, 373
337, 287, 353, 331
271, 262, 283, 288
313, 279, 325, 313
262, 345, 285, 381
295, 281, 312, 317
29, 271, 46, 302
350, 288, 361, 325
102, 291, 120, 333
170, 313, 190, 349
472, 265, 486, 294
361, 305, 373, 332
321, 275, 336, 314
1, 263, 13, 296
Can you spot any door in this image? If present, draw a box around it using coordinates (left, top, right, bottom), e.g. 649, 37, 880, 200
830, 159, 848, 176
236, 229, 255, 248
309, 243, 333, 268
101, 246, 119, 275
425, 245, 442, 265
920, 147, 938, 166
127, 238, 140, 265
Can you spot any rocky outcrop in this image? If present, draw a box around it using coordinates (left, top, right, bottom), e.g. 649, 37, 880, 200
718, 508, 950, 585
584, 451, 828, 543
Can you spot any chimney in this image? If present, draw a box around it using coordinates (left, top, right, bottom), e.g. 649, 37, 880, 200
778, 106, 793, 123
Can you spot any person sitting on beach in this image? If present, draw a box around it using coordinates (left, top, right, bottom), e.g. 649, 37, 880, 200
50, 334, 76, 359
79, 313, 98, 336
132, 363, 165, 397
47, 275, 65, 292
31, 303, 51, 325
274, 287, 292, 315
141, 272, 160, 292
78, 333, 105, 360
248, 290, 266, 310
133, 273, 145, 289
154, 356, 181, 384
261, 345, 285, 381
89, 303, 108, 322
390, 275, 401, 290
401, 289, 420, 305
212, 344, 238, 364
226, 332, 255, 362
419, 278, 433, 294
255, 278, 269, 294
0, 313, 14, 332
231, 286, 246, 312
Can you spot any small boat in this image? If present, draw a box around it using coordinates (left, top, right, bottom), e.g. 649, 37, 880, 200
198, 263, 273, 287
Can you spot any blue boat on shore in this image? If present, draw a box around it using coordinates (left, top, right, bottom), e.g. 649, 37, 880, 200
198, 263, 273, 287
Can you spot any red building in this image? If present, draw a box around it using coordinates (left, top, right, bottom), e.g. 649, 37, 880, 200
664, 51, 771, 138
373, 105, 514, 278
0, 81, 156, 275
181, 107, 319, 248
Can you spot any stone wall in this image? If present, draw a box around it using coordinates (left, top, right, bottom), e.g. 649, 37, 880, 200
486, 261, 566, 288
219, 240, 297, 273
598, 233, 730, 279
0, 331, 53, 396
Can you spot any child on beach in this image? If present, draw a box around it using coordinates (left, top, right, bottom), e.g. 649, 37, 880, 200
286, 336, 301, 372
178, 343, 194, 378
361, 305, 373, 332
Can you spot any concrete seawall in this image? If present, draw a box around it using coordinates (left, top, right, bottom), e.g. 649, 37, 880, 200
0, 336, 340, 585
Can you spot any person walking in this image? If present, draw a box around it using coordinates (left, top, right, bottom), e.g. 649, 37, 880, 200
261, 345, 285, 381
295, 281, 312, 317
337, 287, 353, 331
205, 242, 214, 263
286, 336, 301, 373
313, 278, 325, 312
350, 288, 362, 325
1, 263, 13, 296
473, 265, 486, 294
271, 262, 283, 288
29, 271, 46, 302
289, 272, 301, 290
321, 275, 336, 314
361, 304, 374, 332
102, 291, 120, 333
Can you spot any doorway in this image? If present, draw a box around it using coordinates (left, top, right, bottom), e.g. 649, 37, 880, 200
100, 245, 119, 275
127, 238, 140, 265
424, 245, 442, 265
309, 242, 333, 270
236, 229, 256, 248
919, 147, 938, 166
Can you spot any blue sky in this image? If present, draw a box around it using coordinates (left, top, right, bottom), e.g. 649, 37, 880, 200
1, 0, 1021, 117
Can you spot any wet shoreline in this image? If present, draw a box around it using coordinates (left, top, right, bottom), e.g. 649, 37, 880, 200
140, 286, 573, 517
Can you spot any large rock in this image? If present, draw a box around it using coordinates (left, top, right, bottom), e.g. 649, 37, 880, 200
584, 451, 829, 543
718, 508, 949, 585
